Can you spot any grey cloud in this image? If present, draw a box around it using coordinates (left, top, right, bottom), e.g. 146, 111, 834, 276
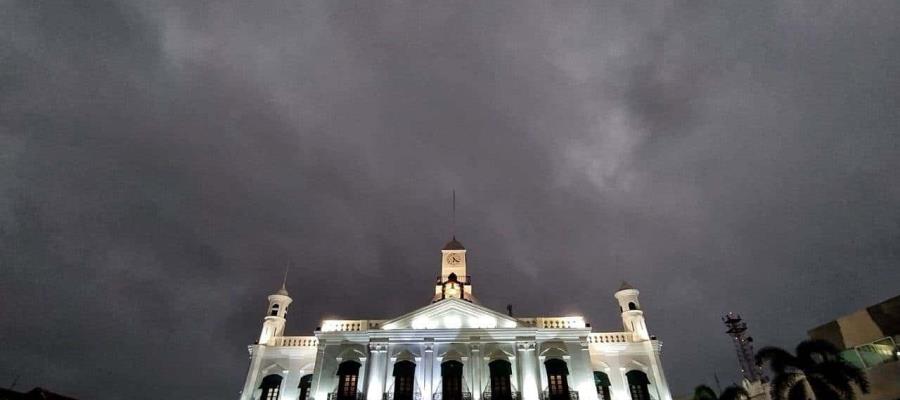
1, 1, 899, 399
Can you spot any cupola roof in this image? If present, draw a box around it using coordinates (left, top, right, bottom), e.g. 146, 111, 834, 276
276, 282, 289, 296
618, 281, 635, 291
443, 236, 465, 250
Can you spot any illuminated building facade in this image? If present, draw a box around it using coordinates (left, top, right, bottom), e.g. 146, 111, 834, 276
808, 294, 900, 400
239, 238, 673, 400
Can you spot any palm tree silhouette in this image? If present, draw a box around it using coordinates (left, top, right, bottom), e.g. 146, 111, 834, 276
717, 386, 749, 400
692, 385, 717, 400
691, 384, 749, 400
755, 339, 869, 400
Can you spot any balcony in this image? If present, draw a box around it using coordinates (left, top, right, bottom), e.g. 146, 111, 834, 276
540, 391, 579, 400
432, 392, 473, 400
435, 275, 472, 285
383, 393, 423, 400
328, 392, 366, 400
482, 391, 521, 400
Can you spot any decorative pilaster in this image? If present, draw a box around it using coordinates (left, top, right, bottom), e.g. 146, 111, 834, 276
515, 340, 539, 400
311, 343, 329, 400
367, 341, 389, 400
424, 339, 435, 400
646, 341, 672, 400
471, 341, 482, 400
239, 345, 266, 400
383, 343, 392, 397
570, 340, 598, 400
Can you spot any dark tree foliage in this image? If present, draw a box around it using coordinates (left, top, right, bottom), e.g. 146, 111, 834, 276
755, 339, 869, 400
718, 386, 749, 400
692, 385, 718, 400
691, 384, 749, 400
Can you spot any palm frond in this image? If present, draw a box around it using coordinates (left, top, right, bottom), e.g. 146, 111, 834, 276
807, 376, 843, 400
756, 347, 799, 374
718, 386, 749, 400
693, 385, 718, 400
812, 370, 855, 400
771, 373, 803, 400
816, 360, 870, 396
786, 381, 809, 400
796, 340, 841, 364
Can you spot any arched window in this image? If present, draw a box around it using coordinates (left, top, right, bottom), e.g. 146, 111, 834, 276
488, 360, 513, 400
271, 304, 280, 316
441, 360, 464, 400
260, 374, 284, 400
593, 372, 611, 400
337, 361, 362, 400
626, 371, 650, 400
393, 361, 416, 400
543, 359, 569, 400
628, 302, 637, 311
299, 374, 313, 400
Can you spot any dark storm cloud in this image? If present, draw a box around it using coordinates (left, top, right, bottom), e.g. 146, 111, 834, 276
1, 1, 899, 399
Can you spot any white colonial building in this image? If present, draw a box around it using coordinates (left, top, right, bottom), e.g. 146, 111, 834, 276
239, 237, 673, 400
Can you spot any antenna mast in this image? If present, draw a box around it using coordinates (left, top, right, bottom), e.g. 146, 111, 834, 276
452, 189, 456, 238
722, 312, 764, 381
282, 263, 290, 291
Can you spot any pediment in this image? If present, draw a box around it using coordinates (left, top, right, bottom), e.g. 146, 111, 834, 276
381, 298, 518, 330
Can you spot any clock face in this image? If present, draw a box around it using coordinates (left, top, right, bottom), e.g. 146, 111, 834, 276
446, 253, 462, 265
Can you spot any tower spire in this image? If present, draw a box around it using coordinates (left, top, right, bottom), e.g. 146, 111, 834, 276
437, 193, 471, 302
260, 266, 293, 345
277, 263, 290, 296
452, 189, 456, 239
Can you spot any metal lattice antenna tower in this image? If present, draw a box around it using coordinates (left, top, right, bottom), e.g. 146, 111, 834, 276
723, 312, 763, 381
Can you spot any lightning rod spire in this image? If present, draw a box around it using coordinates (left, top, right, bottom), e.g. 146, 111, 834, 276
452, 189, 456, 239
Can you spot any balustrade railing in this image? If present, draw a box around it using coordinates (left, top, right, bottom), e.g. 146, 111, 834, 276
534, 317, 586, 329
273, 336, 319, 347
432, 392, 472, 400
482, 391, 521, 400
328, 392, 366, 400
322, 320, 371, 332
383, 392, 423, 400
540, 391, 579, 400
587, 332, 631, 344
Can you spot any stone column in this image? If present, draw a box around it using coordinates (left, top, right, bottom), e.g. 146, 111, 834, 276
367, 342, 388, 400
471, 341, 482, 400
383, 344, 393, 398
240, 345, 266, 400
461, 355, 470, 397
358, 355, 370, 399
569, 340, 598, 400
311, 344, 329, 400
614, 366, 628, 400
424, 340, 435, 400
645, 341, 671, 400
516, 339, 539, 400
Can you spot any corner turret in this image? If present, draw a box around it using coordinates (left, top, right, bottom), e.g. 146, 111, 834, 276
614, 281, 650, 341
258, 282, 292, 344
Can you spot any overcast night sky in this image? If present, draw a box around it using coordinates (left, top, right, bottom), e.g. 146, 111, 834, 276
1, 1, 899, 399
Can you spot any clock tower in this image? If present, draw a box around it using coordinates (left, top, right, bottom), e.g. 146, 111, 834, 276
433, 236, 473, 302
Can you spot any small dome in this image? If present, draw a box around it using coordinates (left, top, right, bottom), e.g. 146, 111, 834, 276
617, 281, 635, 291
275, 284, 289, 296
443, 236, 465, 250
